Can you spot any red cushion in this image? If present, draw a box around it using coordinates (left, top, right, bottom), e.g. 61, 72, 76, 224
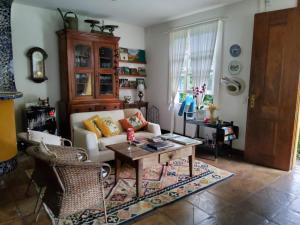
119, 112, 148, 131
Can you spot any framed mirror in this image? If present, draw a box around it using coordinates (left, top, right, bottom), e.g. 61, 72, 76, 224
27, 47, 48, 83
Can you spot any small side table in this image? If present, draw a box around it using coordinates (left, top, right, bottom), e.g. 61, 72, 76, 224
123, 101, 148, 119
183, 112, 239, 158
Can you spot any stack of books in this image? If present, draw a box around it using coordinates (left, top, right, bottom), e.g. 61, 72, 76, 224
146, 141, 174, 151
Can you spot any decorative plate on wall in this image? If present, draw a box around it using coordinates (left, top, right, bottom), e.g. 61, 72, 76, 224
228, 60, 242, 75
230, 44, 241, 57
225, 77, 245, 96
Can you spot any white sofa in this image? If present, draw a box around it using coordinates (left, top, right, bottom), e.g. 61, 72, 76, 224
70, 108, 161, 162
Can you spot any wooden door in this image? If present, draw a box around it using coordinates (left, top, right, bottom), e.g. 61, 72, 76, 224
245, 7, 300, 171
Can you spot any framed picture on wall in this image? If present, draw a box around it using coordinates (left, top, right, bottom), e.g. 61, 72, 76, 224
120, 48, 129, 61
128, 49, 146, 63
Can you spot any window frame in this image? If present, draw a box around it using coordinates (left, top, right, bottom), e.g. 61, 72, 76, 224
176, 31, 217, 103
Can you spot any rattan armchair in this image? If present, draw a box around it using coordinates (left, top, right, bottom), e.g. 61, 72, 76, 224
26, 144, 87, 214
27, 145, 111, 223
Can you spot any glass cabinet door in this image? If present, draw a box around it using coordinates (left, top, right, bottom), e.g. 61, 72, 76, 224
99, 47, 113, 69
74, 44, 91, 68
75, 73, 92, 96
98, 74, 113, 95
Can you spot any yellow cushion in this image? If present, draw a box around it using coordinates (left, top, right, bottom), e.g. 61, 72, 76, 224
83, 116, 102, 139
95, 117, 121, 137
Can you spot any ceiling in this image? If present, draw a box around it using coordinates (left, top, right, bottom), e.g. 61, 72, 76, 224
16, 0, 245, 27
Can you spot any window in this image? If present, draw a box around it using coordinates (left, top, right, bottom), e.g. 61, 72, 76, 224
175, 24, 218, 104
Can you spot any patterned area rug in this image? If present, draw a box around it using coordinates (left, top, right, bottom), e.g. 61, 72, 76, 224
56, 159, 233, 225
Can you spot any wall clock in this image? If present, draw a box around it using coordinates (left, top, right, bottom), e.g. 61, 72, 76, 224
230, 44, 241, 57
27, 47, 48, 83
228, 60, 242, 75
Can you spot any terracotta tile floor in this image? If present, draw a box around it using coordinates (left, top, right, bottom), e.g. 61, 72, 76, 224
1, 153, 300, 225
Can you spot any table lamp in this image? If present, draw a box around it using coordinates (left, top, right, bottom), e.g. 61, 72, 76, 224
137, 83, 145, 102
0, 0, 23, 188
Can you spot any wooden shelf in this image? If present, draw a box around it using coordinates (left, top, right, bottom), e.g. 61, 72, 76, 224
120, 87, 136, 90
119, 74, 146, 77
119, 60, 146, 64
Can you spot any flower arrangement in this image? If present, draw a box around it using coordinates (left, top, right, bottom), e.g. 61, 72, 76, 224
192, 84, 206, 109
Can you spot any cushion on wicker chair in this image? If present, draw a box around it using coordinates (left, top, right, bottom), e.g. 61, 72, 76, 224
28, 130, 62, 145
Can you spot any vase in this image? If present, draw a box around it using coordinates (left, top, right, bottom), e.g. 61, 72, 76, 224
209, 110, 217, 124
195, 110, 205, 121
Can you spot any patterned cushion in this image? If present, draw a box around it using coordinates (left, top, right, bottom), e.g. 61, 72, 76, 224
119, 112, 148, 131
83, 116, 102, 139
95, 117, 121, 137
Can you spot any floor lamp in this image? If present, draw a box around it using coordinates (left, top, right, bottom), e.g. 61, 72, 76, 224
0, 0, 23, 188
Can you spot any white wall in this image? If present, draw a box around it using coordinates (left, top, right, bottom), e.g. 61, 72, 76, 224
11, 3, 145, 132
264, 0, 297, 11
145, 0, 297, 150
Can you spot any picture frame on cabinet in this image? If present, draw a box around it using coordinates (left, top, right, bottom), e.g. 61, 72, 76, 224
138, 67, 146, 76
124, 67, 130, 75
130, 68, 138, 75
136, 78, 146, 88
120, 78, 129, 88
129, 81, 137, 88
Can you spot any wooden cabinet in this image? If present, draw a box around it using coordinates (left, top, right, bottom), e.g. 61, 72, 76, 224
57, 29, 121, 137
70, 105, 96, 114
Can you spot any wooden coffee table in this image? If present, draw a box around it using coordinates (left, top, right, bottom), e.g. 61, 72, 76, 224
106, 141, 198, 197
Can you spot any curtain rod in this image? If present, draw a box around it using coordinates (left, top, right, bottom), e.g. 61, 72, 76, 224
163, 17, 226, 34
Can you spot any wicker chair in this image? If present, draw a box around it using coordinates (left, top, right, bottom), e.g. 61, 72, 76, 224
24, 131, 73, 198
27, 145, 111, 223
26, 143, 80, 214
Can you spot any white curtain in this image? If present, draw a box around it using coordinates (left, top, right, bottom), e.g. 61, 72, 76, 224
190, 21, 218, 88
168, 29, 188, 133
212, 20, 224, 105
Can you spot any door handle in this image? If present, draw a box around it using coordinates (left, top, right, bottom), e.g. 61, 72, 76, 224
250, 94, 256, 109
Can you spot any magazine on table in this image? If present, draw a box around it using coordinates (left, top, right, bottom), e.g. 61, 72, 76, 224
132, 137, 148, 147
146, 141, 174, 151
160, 133, 180, 140
168, 136, 202, 145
